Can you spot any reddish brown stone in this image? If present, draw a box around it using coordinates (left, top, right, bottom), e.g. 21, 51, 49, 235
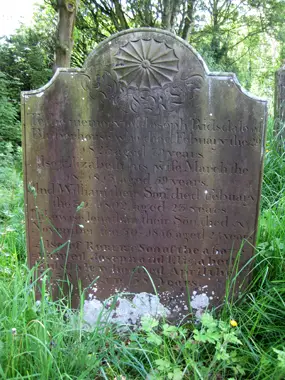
22, 29, 267, 319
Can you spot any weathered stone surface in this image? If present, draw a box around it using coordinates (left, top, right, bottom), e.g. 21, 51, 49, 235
22, 29, 267, 319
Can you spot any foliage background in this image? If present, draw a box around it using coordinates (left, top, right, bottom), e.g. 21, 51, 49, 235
1, 0, 285, 106
0, 2, 285, 378
0, 0, 283, 178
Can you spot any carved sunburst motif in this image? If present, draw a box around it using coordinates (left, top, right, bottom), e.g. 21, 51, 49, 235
114, 39, 179, 88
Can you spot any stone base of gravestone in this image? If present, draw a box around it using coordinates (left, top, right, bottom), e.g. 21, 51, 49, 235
22, 28, 267, 321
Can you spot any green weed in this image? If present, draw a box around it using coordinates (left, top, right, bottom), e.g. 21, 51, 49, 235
0, 118, 285, 379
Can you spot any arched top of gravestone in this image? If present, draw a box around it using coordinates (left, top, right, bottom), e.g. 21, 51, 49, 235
23, 28, 266, 105
22, 26, 268, 319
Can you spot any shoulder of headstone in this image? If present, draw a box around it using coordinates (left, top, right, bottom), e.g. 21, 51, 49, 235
209, 71, 267, 104
21, 68, 85, 98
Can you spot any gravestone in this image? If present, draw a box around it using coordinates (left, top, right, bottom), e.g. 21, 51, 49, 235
22, 29, 267, 319
275, 61, 285, 141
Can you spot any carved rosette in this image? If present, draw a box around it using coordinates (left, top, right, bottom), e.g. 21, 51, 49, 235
114, 39, 179, 89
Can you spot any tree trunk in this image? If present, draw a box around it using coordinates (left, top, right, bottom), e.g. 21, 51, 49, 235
210, 0, 220, 62
274, 61, 285, 151
112, 0, 129, 30
170, 0, 183, 32
181, 0, 195, 40
54, 0, 79, 70
162, 0, 172, 30
275, 62, 285, 124
162, 0, 183, 31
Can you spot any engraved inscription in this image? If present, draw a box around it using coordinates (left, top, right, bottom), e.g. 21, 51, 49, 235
22, 29, 266, 319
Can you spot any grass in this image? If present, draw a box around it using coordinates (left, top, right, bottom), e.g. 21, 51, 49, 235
0, 119, 285, 379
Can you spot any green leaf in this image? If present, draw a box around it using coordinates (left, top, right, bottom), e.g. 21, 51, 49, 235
0, 341, 4, 357
76, 201, 85, 212
24, 307, 37, 323
235, 365, 246, 375
223, 333, 242, 345
184, 339, 199, 351
147, 332, 162, 346
216, 350, 230, 361
201, 313, 217, 329
218, 320, 229, 332
193, 329, 221, 343
215, 342, 230, 361
155, 359, 171, 371
163, 324, 178, 338
130, 333, 138, 341
50, 240, 69, 255
28, 182, 37, 197
38, 210, 62, 238
168, 368, 184, 380
39, 237, 45, 257
141, 316, 159, 332
273, 348, 285, 369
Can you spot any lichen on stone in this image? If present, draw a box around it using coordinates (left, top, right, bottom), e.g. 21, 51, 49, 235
83, 292, 170, 330
190, 293, 209, 318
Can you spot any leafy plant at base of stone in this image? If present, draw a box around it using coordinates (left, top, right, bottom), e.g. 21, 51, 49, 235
0, 267, 247, 380
133, 313, 244, 379
1, 118, 285, 379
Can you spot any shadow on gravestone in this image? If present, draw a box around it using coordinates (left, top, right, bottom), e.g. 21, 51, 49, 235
21, 28, 267, 322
